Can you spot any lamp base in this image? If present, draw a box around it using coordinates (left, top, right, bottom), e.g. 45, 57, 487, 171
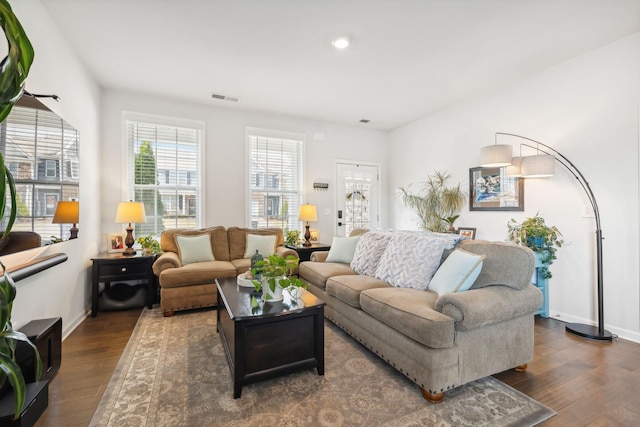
565, 322, 613, 341
303, 224, 312, 247
123, 225, 136, 256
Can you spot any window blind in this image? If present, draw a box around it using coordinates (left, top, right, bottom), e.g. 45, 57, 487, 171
247, 131, 303, 231
126, 119, 202, 236
2, 105, 79, 241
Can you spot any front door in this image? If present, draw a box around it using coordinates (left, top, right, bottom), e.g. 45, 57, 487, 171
335, 161, 380, 236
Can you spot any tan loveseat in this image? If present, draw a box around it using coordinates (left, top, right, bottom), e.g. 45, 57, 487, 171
152, 226, 298, 316
299, 231, 542, 402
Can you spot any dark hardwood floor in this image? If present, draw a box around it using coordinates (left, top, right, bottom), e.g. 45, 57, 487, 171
33, 309, 640, 426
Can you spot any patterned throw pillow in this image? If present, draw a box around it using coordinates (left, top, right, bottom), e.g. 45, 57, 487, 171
374, 233, 447, 290
350, 230, 392, 276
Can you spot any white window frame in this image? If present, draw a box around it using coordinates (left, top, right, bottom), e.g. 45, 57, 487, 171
246, 127, 304, 230
122, 112, 205, 234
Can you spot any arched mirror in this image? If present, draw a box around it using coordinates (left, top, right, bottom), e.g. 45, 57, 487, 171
0, 96, 79, 255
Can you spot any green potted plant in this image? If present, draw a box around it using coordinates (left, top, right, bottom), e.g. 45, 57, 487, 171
284, 229, 301, 247
507, 214, 563, 278
0, 0, 44, 420
136, 234, 161, 255
399, 170, 466, 233
251, 253, 307, 306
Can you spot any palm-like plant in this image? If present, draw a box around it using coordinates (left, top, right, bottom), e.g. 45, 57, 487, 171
399, 170, 466, 232
0, 0, 42, 420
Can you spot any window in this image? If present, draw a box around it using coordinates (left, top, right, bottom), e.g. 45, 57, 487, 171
2, 102, 79, 241
247, 129, 303, 230
126, 116, 203, 236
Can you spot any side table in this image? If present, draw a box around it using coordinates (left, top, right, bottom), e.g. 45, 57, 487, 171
91, 253, 157, 317
285, 243, 331, 262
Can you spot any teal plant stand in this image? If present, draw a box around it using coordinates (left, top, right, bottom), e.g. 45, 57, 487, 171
532, 252, 549, 318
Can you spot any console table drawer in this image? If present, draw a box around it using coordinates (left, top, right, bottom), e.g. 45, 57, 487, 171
99, 262, 147, 277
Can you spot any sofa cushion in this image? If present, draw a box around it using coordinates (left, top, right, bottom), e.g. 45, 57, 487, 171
227, 227, 284, 260
360, 287, 455, 349
326, 275, 391, 308
243, 234, 277, 258
451, 240, 535, 290
350, 230, 392, 276
428, 249, 485, 296
299, 261, 357, 290
326, 236, 361, 263
175, 234, 215, 265
158, 260, 236, 288
374, 232, 448, 290
160, 227, 230, 261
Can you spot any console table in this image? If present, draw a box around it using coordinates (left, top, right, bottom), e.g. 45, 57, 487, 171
91, 253, 156, 316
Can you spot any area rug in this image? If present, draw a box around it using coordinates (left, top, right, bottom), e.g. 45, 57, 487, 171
90, 308, 555, 427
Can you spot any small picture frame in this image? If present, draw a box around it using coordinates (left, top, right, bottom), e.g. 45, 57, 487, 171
108, 233, 125, 253
457, 227, 476, 240
310, 229, 319, 242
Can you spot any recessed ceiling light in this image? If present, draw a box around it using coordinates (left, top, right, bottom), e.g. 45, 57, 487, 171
331, 36, 350, 50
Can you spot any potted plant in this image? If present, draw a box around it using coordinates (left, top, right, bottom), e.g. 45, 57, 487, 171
251, 253, 307, 306
136, 234, 161, 255
284, 229, 301, 247
0, 0, 44, 421
399, 170, 466, 233
507, 214, 563, 278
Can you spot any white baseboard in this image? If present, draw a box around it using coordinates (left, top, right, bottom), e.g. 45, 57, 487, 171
548, 310, 640, 344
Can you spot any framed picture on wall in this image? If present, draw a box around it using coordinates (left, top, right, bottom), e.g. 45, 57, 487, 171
457, 227, 476, 240
469, 167, 524, 211
107, 233, 125, 253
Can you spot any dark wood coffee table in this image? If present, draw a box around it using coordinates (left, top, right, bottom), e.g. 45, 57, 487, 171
216, 277, 326, 398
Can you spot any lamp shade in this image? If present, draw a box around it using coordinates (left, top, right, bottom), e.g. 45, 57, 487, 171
115, 201, 147, 224
480, 144, 512, 167
297, 204, 318, 222
521, 154, 555, 178
505, 156, 522, 177
52, 201, 79, 224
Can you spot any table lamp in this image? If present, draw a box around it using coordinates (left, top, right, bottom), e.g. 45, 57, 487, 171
115, 201, 146, 256
298, 203, 318, 247
52, 200, 80, 239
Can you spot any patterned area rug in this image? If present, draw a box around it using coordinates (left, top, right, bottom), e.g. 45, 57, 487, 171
90, 308, 555, 427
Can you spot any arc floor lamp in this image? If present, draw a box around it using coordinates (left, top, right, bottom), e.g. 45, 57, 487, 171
481, 132, 612, 341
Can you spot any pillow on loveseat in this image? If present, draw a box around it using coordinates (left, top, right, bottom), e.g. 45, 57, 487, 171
428, 248, 484, 295
175, 234, 215, 265
374, 232, 447, 290
243, 234, 277, 258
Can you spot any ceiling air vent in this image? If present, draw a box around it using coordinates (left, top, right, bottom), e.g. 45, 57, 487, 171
211, 93, 239, 102
359, 119, 371, 123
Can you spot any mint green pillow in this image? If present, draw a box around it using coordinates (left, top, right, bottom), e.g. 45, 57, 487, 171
428, 249, 484, 296
175, 234, 215, 265
326, 236, 361, 264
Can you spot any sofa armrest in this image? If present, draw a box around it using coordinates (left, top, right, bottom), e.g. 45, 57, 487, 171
434, 284, 543, 331
275, 246, 299, 260
152, 251, 182, 276
310, 251, 329, 262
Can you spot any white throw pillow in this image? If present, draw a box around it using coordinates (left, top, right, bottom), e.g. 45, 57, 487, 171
350, 230, 392, 276
428, 249, 485, 296
175, 234, 215, 265
374, 233, 447, 290
244, 234, 277, 258
326, 236, 362, 264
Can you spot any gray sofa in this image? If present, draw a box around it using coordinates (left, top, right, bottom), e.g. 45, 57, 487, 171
299, 234, 543, 402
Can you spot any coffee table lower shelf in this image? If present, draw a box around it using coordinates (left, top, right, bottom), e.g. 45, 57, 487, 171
216, 279, 325, 398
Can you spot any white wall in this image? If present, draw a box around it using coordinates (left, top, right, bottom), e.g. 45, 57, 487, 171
389, 34, 640, 342
8, 1, 101, 337
101, 90, 389, 247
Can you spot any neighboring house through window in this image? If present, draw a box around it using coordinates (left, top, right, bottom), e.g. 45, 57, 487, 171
247, 128, 303, 230
125, 114, 204, 237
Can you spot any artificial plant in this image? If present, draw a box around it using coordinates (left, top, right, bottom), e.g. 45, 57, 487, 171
399, 170, 466, 233
0, 0, 43, 420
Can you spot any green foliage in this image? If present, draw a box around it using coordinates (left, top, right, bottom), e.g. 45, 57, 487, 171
136, 234, 161, 254
399, 170, 466, 232
250, 253, 306, 304
134, 141, 164, 235
284, 229, 300, 246
507, 214, 563, 278
0, 0, 41, 419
